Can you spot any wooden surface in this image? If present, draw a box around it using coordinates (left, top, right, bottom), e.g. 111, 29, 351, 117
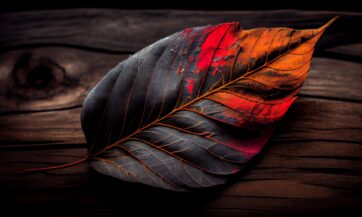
0, 9, 361, 216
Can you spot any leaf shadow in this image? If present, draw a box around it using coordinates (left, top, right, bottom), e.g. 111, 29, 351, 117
88, 169, 225, 216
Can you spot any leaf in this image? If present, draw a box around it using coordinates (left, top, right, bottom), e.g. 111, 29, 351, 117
81, 18, 336, 191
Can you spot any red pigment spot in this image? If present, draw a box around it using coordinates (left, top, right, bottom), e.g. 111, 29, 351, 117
196, 23, 239, 73
186, 78, 195, 94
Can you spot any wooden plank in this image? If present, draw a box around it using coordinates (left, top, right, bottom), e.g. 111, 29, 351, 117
305, 58, 362, 102
0, 107, 84, 146
1, 10, 361, 53
0, 46, 361, 114
327, 43, 362, 57
1, 56, 361, 148
1, 93, 361, 148
2, 0, 360, 12
1, 97, 361, 216
1, 9, 361, 216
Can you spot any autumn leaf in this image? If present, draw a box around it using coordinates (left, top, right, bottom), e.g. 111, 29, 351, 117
80, 18, 336, 191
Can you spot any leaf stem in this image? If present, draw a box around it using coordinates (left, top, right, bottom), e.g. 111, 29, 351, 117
20, 157, 88, 174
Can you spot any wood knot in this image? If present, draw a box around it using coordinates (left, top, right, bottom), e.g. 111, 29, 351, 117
10, 52, 66, 100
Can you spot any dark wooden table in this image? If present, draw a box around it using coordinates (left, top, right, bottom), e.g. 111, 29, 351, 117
0, 9, 361, 216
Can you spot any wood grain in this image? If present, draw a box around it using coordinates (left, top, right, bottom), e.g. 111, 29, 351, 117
0, 9, 361, 217
0, 57, 360, 147
0, 10, 361, 52
1, 98, 361, 216
0, 47, 122, 112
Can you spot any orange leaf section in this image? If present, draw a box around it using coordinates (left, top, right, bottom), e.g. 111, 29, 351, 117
202, 18, 337, 128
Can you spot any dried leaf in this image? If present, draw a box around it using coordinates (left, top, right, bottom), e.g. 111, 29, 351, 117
81, 18, 336, 191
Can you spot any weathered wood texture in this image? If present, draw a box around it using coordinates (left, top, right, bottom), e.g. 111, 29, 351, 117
0, 9, 361, 216
0, 10, 361, 53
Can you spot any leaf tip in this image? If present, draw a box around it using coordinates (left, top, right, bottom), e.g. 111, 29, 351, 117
319, 16, 339, 31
